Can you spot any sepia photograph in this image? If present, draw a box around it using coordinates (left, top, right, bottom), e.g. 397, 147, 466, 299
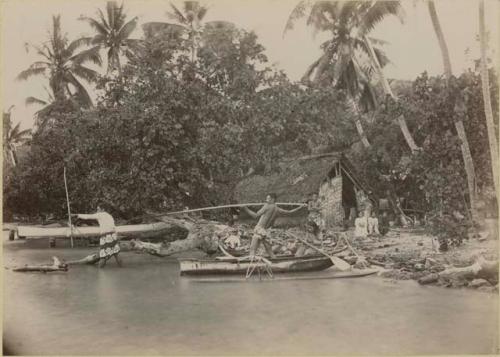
2, 0, 499, 355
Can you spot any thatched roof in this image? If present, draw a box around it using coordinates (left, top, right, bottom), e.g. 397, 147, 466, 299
234, 152, 371, 203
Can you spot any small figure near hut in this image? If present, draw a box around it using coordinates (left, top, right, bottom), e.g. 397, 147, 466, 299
354, 211, 368, 239
307, 192, 325, 241
367, 211, 380, 236
73, 204, 122, 268
242, 193, 305, 258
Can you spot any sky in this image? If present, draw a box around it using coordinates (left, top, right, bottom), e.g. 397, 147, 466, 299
1, 0, 499, 130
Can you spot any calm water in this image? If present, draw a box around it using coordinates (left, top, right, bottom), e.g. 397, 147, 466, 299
3, 236, 499, 355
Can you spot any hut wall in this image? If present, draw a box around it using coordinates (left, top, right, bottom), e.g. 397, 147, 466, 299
319, 175, 344, 228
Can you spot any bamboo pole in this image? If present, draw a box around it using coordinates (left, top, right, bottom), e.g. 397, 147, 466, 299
63, 166, 74, 248
163, 202, 305, 216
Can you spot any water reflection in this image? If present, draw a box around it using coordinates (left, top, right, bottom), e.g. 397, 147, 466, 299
3, 243, 498, 355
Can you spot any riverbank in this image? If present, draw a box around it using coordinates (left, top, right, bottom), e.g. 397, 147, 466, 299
344, 227, 499, 292
3, 236, 498, 355
4, 221, 499, 292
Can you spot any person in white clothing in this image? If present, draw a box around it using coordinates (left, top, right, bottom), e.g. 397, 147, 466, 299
354, 211, 368, 238
74, 205, 122, 268
367, 211, 380, 236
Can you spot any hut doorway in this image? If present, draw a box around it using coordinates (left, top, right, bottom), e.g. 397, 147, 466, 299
341, 168, 358, 227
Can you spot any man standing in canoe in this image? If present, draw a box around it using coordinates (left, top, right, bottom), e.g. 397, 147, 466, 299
242, 193, 306, 259
74, 204, 122, 268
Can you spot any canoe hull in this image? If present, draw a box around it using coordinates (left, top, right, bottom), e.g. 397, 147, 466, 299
187, 268, 379, 283
179, 256, 333, 276
15, 223, 171, 239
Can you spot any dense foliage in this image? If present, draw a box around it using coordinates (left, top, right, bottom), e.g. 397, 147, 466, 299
4, 24, 356, 220
4, 2, 498, 251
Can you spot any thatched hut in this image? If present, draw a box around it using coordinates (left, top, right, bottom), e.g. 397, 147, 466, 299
234, 152, 374, 228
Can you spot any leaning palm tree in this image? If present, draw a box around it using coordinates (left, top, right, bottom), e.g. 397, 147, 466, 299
478, 0, 499, 198
80, 1, 139, 74
285, 2, 388, 148
17, 15, 102, 107
285, 1, 420, 152
425, 0, 479, 220
3, 108, 31, 167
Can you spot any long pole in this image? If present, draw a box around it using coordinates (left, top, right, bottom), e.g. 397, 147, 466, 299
164, 202, 305, 216
63, 166, 74, 248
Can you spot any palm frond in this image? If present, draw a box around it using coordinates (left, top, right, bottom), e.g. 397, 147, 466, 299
17, 67, 47, 81
69, 45, 102, 66
167, 3, 188, 25
301, 55, 322, 83
197, 5, 208, 22
107, 1, 118, 30
91, 33, 107, 45
80, 16, 109, 36
67, 37, 94, 55
71, 65, 100, 83
25, 96, 48, 106
359, 1, 405, 35
283, 0, 311, 36
113, 2, 127, 30
368, 36, 389, 46
65, 72, 93, 107
373, 46, 391, 68
117, 16, 138, 40
97, 8, 111, 31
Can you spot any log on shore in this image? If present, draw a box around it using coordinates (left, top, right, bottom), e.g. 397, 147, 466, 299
418, 256, 498, 285
66, 254, 100, 265
13, 257, 68, 272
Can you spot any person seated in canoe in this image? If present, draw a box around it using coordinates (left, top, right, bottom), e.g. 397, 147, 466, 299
73, 204, 122, 268
242, 193, 306, 259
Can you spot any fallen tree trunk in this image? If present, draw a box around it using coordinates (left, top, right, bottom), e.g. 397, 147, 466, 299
13, 257, 68, 272
66, 254, 100, 265
418, 256, 498, 285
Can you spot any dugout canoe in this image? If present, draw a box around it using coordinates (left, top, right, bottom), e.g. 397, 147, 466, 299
187, 268, 379, 283
14, 223, 171, 239
178, 255, 334, 276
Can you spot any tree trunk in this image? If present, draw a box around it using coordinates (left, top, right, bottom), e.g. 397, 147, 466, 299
362, 35, 419, 152
348, 96, 371, 148
427, 0, 453, 79
454, 118, 479, 221
428, 0, 479, 220
479, 0, 500, 197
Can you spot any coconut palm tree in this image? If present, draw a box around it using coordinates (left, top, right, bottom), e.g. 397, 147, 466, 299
3, 108, 31, 167
142, 1, 236, 64
426, 0, 479, 220
478, 0, 499, 198
79, 1, 140, 74
285, 1, 420, 152
17, 15, 101, 107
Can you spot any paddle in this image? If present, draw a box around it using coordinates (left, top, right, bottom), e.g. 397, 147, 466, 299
289, 233, 351, 271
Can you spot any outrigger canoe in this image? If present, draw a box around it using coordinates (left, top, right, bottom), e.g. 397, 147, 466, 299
179, 255, 334, 276
187, 268, 379, 283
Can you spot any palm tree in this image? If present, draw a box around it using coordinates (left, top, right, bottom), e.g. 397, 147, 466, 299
478, 0, 499, 199
142, 1, 235, 64
17, 15, 102, 107
80, 1, 139, 74
426, 0, 479, 220
3, 107, 31, 167
285, 1, 419, 152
